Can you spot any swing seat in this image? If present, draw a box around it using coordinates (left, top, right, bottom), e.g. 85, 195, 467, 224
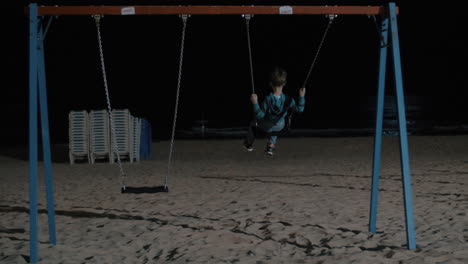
267, 114, 293, 136
121, 185, 169, 194
256, 113, 294, 137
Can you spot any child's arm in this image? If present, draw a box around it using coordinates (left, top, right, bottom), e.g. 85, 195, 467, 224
290, 88, 306, 113
251, 94, 266, 119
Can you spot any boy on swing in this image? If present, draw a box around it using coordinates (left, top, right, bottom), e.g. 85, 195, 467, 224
244, 67, 306, 156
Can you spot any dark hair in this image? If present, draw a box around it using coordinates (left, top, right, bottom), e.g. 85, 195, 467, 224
269, 67, 287, 87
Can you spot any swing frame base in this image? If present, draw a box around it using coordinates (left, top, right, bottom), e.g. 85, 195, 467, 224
121, 185, 169, 194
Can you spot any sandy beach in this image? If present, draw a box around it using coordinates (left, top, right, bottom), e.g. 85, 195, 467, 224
1, 136, 468, 263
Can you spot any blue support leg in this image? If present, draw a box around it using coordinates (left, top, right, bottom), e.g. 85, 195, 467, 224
388, 2, 416, 250
38, 24, 57, 245
28, 3, 39, 263
369, 16, 389, 233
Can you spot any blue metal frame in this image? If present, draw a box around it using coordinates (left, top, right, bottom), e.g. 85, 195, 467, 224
369, 16, 388, 234
27, 2, 415, 262
28, 4, 39, 263
29, 3, 57, 263
388, 2, 416, 249
369, 2, 416, 250
38, 21, 57, 246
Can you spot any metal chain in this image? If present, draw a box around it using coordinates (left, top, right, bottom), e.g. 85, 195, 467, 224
302, 14, 336, 88
94, 15, 126, 189
370, 15, 381, 37
244, 14, 255, 94
166, 14, 188, 188
369, 15, 388, 48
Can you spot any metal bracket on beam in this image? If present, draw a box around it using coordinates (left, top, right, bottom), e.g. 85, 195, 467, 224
327, 14, 338, 20
92, 14, 103, 22
242, 14, 253, 21
179, 14, 190, 22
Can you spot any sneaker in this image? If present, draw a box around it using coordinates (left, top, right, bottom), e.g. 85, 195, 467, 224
265, 145, 275, 156
243, 141, 253, 152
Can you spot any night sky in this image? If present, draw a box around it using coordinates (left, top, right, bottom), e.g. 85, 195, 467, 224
3, 1, 468, 145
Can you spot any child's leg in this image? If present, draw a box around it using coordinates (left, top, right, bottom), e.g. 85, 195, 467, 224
268, 135, 277, 146
266, 121, 284, 147
265, 135, 277, 156
244, 120, 257, 146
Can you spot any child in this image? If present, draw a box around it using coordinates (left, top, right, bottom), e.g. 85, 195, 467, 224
244, 67, 306, 155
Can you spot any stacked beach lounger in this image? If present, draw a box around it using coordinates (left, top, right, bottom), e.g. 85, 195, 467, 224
89, 109, 112, 164
68, 110, 90, 164
111, 109, 133, 163
69, 109, 147, 164
131, 116, 141, 162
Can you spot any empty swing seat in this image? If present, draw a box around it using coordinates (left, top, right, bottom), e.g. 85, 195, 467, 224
121, 185, 169, 194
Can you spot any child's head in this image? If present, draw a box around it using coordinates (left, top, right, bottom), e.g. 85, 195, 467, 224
269, 67, 287, 88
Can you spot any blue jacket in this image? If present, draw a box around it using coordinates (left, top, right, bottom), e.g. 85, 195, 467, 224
253, 93, 305, 124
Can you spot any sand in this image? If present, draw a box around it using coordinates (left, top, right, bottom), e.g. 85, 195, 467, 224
1, 136, 468, 263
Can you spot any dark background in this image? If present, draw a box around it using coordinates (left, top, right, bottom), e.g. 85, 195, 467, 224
3, 0, 468, 146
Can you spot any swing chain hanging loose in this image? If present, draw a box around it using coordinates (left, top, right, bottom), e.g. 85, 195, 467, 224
244, 14, 255, 94
302, 14, 336, 88
368, 15, 388, 48
166, 14, 189, 188
93, 14, 127, 189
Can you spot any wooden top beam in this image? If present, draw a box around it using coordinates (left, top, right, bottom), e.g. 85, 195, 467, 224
35, 5, 397, 16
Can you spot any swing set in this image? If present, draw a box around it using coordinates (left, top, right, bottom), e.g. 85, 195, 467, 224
27, 3, 415, 263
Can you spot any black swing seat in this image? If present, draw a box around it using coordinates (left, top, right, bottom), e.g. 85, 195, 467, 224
254, 112, 294, 137
265, 114, 294, 137
121, 185, 169, 194
256, 94, 296, 137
